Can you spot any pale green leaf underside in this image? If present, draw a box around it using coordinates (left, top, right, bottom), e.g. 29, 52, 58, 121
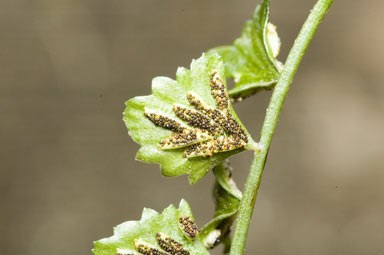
208, 0, 281, 99
212, 162, 242, 200
123, 54, 254, 184
93, 200, 210, 255
200, 162, 241, 250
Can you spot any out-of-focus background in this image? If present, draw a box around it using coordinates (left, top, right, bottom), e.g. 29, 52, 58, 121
1, 0, 383, 254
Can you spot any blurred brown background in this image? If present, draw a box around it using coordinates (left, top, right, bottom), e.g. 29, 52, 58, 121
1, 0, 383, 254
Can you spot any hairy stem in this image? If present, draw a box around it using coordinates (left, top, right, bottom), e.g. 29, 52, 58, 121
229, 0, 333, 254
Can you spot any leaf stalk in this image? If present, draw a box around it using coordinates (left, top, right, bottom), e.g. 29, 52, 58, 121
229, 0, 334, 254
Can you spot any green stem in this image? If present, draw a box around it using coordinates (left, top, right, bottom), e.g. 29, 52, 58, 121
229, 0, 333, 254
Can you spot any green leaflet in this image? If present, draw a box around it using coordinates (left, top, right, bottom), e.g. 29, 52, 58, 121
93, 200, 210, 255
200, 162, 241, 252
208, 0, 281, 99
212, 162, 242, 201
123, 53, 256, 184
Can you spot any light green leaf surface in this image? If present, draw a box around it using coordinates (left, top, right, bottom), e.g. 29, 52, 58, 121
208, 0, 281, 99
123, 53, 255, 184
93, 200, 210, 255
200, 162, 241, 251
213, 161, 242, 200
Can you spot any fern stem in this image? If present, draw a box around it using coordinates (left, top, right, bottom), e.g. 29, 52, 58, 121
229, 0, 333, 254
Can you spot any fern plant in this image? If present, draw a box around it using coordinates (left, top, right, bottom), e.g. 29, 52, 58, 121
93, 0, 333, 254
